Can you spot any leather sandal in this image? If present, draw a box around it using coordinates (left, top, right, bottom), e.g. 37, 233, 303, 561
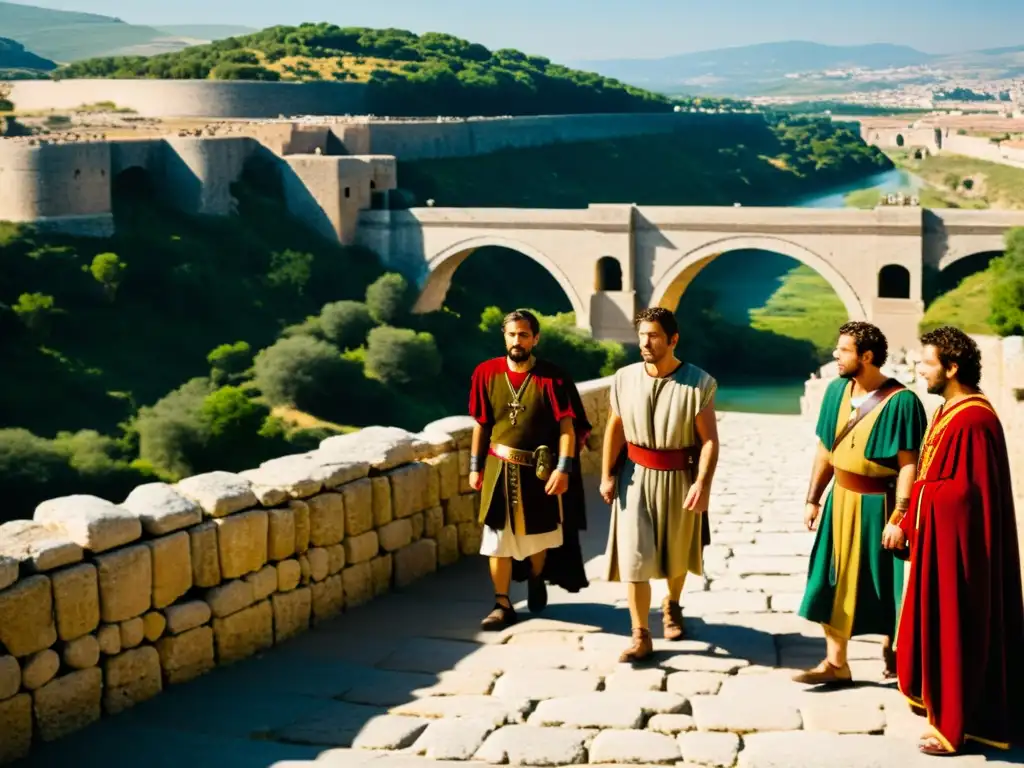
662, 597, 685, 641
918, 735, 956, 756
618, 627, 654, 663
791, 659, 853, 686
481, 594, 517, 631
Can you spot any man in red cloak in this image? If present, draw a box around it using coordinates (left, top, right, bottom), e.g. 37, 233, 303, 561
892, 326, 1024, 757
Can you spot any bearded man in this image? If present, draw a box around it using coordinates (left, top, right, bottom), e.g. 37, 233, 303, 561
895, 326, 1023, 757
794, 321, 927, 685
599, 307, 720, 663
468, 309, 592, 631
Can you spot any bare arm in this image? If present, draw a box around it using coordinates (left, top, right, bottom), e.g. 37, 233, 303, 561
558, 416, 575, 458
468, 422, 491, 491
601, 408, 625, 481
890, 449, 918, 524
693, 397, 720, 489
805, 442, 835, 506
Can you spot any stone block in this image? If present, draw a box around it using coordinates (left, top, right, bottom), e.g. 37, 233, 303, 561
424, 464, 441, 509
267, 505, 297, 561
34, 495, 142, 554
1, 555, 19, 590
427, 453, 459, 501
326, 544, 346, 575
0, 574, 57, 657
342, 562, 372, 608
174, 471, 258, 518
342, 478, 374, 537
206, 579, 255, 618
237, 469, 289, 508
459, 476, 472, 494
318, 426, 417, 470
371, 476, 392, 527
157, 626, 215, 685
378, 519, 413, 552
424, 506, 444, 539
344, 530, 379, 564
119, 617, 145, 649
0, 694, 31, 763
0, 656, 20, 700
307, 547, 330, 582
677, 730, 740, 767
63, 635, 100, 670
409, 512, 425, 541
21, 648, 59, 690
95, 545, 152, 623
33, 667, 102, 742
272, 587, 311, 643
458, 447, 470, 475
437, 525, 460, 567
148, 531, 193, 609
444, 493, 476, 525
212, 599, 273, 665
306, 492, 345, 547
246, 564, 278, 602
369, 554, 392, 596
292, 500, 311, 554
411, 717, 495, 761
120, 483, 202, 536
215, 508, 268, 579
589, 728, 682, 765
164, 600, 212, 635
51, 563, 100, 641
189, 521, 221, 588
0, 520, 82, 573
142, 611, 166, 642
394, 539, 437, 589
277, 559, 301, 592
103, 645, 162, 715
310, 574, 344, 624
458, 522, 483, 556
96, 624, 121, 656
298, 554, 311, 585
423, 416, 476, 449
242, 454, 325, 501
388, 463, 432, 519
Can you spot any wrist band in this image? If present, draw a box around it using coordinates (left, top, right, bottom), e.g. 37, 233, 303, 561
557, 455, 573, 473
469, 455, 483, 473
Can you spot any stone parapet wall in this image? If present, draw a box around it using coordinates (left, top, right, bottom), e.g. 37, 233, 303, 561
0, 379, 614, 764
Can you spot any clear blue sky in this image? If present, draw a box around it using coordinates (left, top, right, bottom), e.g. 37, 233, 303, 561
14, 0, 1024, 60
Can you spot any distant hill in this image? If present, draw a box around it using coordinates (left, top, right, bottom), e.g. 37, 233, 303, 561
0, 36, 56, 72
572, 41, 935, 96
0, 1, 254, 62
154, 24, 258, 40
57, 23, 728, 116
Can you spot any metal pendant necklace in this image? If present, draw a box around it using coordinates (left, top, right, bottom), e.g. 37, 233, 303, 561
505, 372, 532, 426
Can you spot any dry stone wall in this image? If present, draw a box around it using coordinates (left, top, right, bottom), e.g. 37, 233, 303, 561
0, 381, 613, 764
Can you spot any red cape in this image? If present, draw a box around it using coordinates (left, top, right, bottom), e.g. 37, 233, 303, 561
896, 395, 1024, 752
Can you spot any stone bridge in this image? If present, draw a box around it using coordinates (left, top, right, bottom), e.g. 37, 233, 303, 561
356, 204, 1024, 352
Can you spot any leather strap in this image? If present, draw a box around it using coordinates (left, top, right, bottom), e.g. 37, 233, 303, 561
832, 378, 904, 452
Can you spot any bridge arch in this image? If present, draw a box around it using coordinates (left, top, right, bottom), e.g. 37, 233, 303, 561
649, 236, 868, 322
413, 235, 589, 324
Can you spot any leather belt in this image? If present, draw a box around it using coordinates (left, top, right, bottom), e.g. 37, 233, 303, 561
834, 468, 896, 495
489, 444, 535, 466
627, 442, 699, 471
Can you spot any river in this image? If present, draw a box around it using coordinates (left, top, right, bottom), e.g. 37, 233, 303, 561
713, 167, 922, 415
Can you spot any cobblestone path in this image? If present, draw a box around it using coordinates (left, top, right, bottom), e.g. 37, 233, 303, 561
18, 413, 1024, 768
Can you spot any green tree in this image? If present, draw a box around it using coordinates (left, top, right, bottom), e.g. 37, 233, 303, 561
207, 341, 253, 385
365, 326, 441, 386
319, 300, 377, 350
252, 335, 352, 412
266, 249, 314, 295
365, 272, 413, 325
12, 292, 57, 332
89, 252, 126, 300
132, 378, 211, 479
989, 228, 1024, 336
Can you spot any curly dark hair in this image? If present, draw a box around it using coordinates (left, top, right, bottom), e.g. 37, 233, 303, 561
838, 321, 888, 368
634, 307, 679, 339
920, 326, 982, 388
502, 308, 540, 335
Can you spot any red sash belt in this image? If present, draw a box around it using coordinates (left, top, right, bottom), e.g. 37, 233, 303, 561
627, 442, 698, 471
834, 468, 896, 495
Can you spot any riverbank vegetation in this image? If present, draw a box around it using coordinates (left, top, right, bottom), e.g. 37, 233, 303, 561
887, 148, 1024, 209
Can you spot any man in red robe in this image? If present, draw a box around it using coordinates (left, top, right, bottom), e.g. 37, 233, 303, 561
894, 326, 1024, 756
468, 309, 591, 631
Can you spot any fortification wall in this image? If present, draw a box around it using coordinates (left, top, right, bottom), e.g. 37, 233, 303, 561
8, 80, 369, 119
0, 380, 612, 764
0, 142, 112, 222
364, 112, 766, 161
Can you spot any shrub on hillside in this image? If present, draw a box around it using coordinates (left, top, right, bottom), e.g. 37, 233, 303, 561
88, 252, 126, 300
365, 272, 414, 325
989, 228, 1024, 336
207, 341, 253, 385
320, 300, 378, 350
132, 378, 211, 479
252, 335, 361, 413
365, 326, 442, 386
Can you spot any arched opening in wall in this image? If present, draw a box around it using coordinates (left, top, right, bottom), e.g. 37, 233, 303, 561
878, 265, 911, 299
896, 134, 905, 147
923, 250, 1004, 333
595, 257, 623, 291
110, 166, 159, 221
913, 148, 929, 160
651, 243, 863, 414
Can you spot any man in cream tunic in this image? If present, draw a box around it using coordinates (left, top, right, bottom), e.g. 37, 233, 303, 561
600, 307, 720, 663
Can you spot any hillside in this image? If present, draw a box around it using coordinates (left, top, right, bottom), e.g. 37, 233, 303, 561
54, 23, 747, 116
0, 1, 251, 62
0, 36, 56, 72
